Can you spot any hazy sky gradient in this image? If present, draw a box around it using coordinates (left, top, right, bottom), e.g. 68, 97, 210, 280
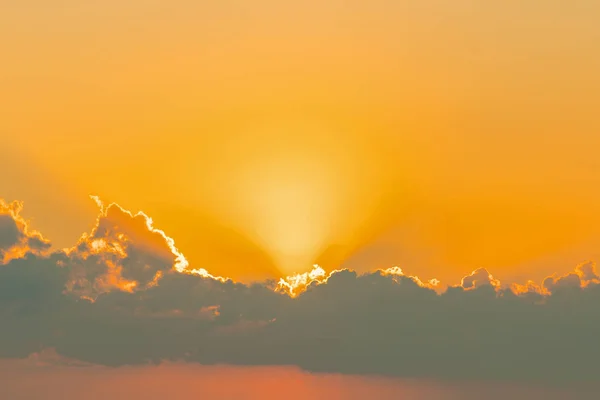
3, 1, 600, 283
1, 353, 593, 400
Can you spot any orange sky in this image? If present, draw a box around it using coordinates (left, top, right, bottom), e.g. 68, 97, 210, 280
2, 1, 600, 285
2, 352, 586, 400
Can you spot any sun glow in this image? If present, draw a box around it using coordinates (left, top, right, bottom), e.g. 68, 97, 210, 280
277, 265, 331, 297
190, 121, 399, 276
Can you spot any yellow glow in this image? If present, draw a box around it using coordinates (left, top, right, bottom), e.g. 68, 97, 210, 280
192, 121, 401, 274
3, 1, 600, 285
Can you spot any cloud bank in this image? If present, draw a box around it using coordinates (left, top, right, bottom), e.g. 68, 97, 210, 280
1, 197, 600, 386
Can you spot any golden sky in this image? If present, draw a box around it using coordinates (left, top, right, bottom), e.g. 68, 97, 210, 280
2, 1, 600, 285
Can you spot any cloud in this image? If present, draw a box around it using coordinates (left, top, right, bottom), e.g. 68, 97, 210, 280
541, 261, 600, 294
276, 265, 439, 297
63, 196, 192, 298
0, 199, 51, 264
2, 197, 600, 386
461, 267, 501, 290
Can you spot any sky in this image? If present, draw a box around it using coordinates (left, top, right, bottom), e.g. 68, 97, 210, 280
0, 351, 593, 400
2, 1, 600, 398
3, 1, 600, 284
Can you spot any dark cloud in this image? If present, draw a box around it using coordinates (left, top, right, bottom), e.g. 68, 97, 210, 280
1, 197, 600, 388
63, 197, 188, 298
0, 200, 51, 264
0, 213, 22, 249
461, 267, 500, 289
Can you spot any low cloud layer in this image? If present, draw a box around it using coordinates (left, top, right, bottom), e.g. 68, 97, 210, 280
2, 197, 600, 386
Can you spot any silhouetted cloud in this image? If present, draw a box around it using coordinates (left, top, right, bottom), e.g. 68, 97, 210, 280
461, 267, 501, 289
63, 197, 188, 298
1, 197, 600, 386
0, 199, 50, 264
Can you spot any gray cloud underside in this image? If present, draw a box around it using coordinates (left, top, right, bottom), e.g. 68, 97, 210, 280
1, 252, 600, 387
1, 198, 599, 388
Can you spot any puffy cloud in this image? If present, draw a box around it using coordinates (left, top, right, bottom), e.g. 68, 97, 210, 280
276, 265, 335, 297
510, 279, 545, 296
576, 261, 600, 283
461, 268, 500, 290
277, 265, 439, 297
542, 261, 600, 294
3, 197, 600, 386
64, 196, 191, 298
0, 199, 50, 264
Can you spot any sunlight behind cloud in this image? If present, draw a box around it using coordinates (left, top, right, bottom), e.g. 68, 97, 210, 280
190, 120, 403, 275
